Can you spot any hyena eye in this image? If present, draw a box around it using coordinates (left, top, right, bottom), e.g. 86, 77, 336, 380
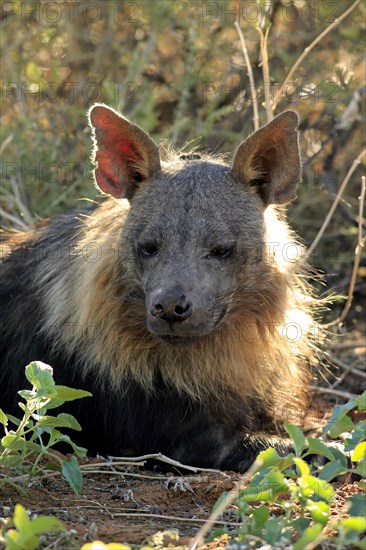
208, 246, 233, 259
140, 242, 159, 256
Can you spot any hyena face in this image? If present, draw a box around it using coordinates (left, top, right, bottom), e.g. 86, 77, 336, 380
121, 162, 265, 341
89, 104, 301, 342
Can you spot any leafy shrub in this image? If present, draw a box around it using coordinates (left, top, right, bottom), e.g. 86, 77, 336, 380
0, 361, 91, 494
210, 391, 366, 548
1, 504, 63, 550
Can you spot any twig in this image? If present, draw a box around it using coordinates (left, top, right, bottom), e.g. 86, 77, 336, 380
326, 353, 366, 378
107, 452, 229, 476
272, 0, 360, 110
331, 360, 358, 389
329, 175, 365, 326
79, 469, 165, 480
0, 133, 13, 155
189, 458, 261, 549
10, 177, 34, 228
81, 460, 147, 468
234, 21, 259, 131
311, 386, 358, 399
256, 26, 273, 123
305, 148, 366, 259
112, 511, 238, 526
326, 341, 366, 351
0, 206, 29, 229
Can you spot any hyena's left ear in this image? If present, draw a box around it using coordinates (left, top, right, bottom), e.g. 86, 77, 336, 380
88, 103, 161, 200
231, 111, 301, 206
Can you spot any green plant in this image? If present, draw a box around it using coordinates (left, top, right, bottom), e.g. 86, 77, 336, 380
208, 391, 366, 549
1, 504, 63, 550
0, 361, 91, 494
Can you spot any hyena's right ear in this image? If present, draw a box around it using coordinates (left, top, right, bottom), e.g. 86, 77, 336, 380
88, 103, 161, 200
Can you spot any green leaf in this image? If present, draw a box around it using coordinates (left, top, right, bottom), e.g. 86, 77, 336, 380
5, 505, 63, 550
13, 503, 31, 533
306, 499, 330, 526
23, 514, 62, 535
357, 480, 366, 491
353, 458, 366, 477
18, 390, 36, 402
256, 447, 282, 469
1, 434, 27, 451
61, 455, 83, 494
0, 408, 8, 427
322, 400, 355, 438
330, 447, 349, 467
252, 506, 269, 529
294, 457, 310, 477
57, 413, 82, 431
347, 493, 366, 517
306, 438, 335, 461
265, 517, 288, 545
345, 421, 366, 451
292, 517, 311, 535
0, 455, 23, 468
42, 397, 66, 410
284, 423, 306, 456
241, 485, 273, 503
36, 415, 72, 429
277, 454, 295, 471
5, 530, 40, 550
36, 413, 81, 431
352, 442, 366, 462
355, 391, 366, 410
299, 474, 335, 503
55, 433, 87, 457
43, 461, 63, 472
261, 469, 288, 497
342, 516, 366, 533
294, 523, 323, 549
54, 385, 92, 402
329, 415, 354, 438
25, 361, 56, 396
318, 459, 347, 481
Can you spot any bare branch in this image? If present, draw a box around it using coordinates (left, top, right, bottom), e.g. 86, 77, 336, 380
0, 206, 29, 229
305, 148, 366, 259
189, 458, 261, 549
257, 25, 273, 123
272, 0, 360, 111
332, 175, 365, 325
234, 21, 259, 131
311, 386, 358, 400
326, 352, 366, 378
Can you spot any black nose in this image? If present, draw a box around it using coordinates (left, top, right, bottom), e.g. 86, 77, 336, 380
150, 290, 193, 323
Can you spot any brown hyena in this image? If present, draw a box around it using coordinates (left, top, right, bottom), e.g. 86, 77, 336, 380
0, 105, 320, 471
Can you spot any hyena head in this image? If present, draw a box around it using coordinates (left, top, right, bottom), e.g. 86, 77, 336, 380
88, 104, 301, 344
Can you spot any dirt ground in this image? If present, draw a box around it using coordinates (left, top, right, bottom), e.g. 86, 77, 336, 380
1, 458, 363, 549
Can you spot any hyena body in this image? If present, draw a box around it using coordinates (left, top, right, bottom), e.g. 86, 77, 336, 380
0, 106, 317, 471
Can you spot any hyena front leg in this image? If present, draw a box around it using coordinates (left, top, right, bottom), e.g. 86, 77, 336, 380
166, 411, 292, 472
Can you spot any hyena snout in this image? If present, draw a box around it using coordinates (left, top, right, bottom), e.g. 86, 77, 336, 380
150, 285, 193, 324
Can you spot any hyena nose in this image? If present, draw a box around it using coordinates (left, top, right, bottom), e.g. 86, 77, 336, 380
151, 293, 193, 323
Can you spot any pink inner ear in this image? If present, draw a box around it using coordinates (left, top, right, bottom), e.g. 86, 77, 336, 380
91, 106, 143, 197
116, 140, 141, 163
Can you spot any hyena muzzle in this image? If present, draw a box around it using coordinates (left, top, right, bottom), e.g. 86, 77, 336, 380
0, 105, 318, 471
